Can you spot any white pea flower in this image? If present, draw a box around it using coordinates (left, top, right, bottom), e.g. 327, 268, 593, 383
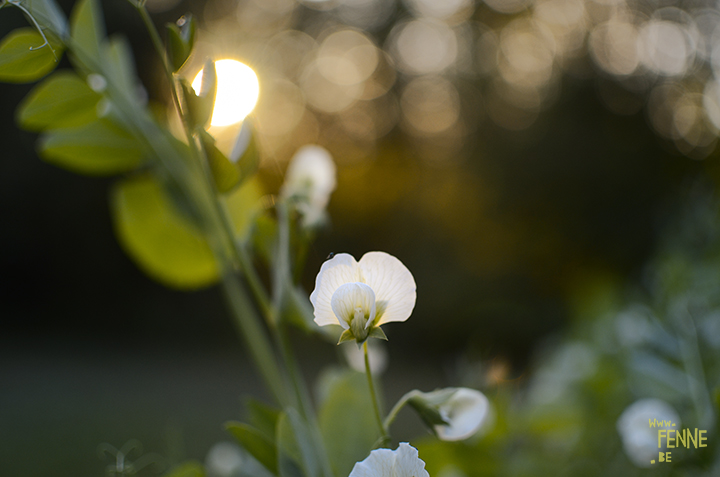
349, 443, 429, 477
617, 398, 680, 468
310, 252, 416, 344
409, 388, 491, 441
280, 145, 336, 228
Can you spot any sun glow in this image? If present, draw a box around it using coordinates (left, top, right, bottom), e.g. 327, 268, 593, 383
192, 59, 260, 127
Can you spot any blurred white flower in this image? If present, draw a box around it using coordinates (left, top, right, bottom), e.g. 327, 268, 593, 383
280, 145, 336, 227
310, 252, 416, 344
408, 388, 491, 441
205, 442, 243, 477
435, 388, 491, 441
349, 442, 429, 477
617, 398, 680, 468
343, 339, 388, 374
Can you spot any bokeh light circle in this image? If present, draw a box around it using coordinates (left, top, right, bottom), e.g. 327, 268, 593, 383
192, 59, 260, 127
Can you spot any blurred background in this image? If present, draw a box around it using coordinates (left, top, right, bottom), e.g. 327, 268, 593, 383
3, 0, 720, 475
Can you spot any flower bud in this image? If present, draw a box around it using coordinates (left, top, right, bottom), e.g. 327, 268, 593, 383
280, 145, 336, 228
408, 388, 491, 441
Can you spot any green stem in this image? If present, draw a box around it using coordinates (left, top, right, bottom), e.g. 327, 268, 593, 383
220, 271, 287, 405
364, 341, 389, 446
131, 3, 289, 409
133, 2, 199, 157
382, 390, 419, 432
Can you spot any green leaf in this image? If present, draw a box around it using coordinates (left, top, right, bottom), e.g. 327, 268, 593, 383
12, 0, 68, 43
199, 130, 241, 193
225, 176, 264, 240
17, 71, 100, 130
246, 398, 282, 441
110, 174, 220, 289
70, 0, 104, 62
39, 119, 143, 175
283, 286, 317, 333
319, 370, 380, 477
226, 421, 278, 474
162, 461, 205, 477
103, 35, 138, 104
251, 214, 278, 266
166, 14, 196, 72
230, 118, 260, 183
0, 28, 62, 83
180, 59, 215, 129
276, 411, 307, 477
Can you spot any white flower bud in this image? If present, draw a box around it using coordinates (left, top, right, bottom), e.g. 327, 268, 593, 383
409, 388, 491, 441
280, 145, 336, 228
617, 399, 680, 468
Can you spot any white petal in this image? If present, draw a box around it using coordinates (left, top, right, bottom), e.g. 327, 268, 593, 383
282, 145, 336, 206
331, 282, 377, 329
392, 443, 430, 477
358, 252, 416, 325
435, 388, 490, 441
349, 443, 429, 477
310, 254, 362, 327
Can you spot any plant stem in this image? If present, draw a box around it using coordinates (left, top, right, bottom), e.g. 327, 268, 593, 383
383, 390, 419, 432
134, 2, 199, 156
220, 271, 286, 405
364, 341, 389, 446
132, 3, 288, 408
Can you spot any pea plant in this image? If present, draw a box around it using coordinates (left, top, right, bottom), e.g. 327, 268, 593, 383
0, 0, 490, 475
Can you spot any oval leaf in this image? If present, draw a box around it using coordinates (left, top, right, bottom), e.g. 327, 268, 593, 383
39, 119, 144, 175
319, 370, 380, 477
17, 71, 100, 130
226, 422, 278, 474
70, 0, 104, 62
110, 174, 220, 290
0, 28, 62, 83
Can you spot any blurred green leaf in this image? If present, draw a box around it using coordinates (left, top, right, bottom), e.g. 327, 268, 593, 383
251, 214, 277, 266
199, 130, 241, 193
226, 421, 278, 474
282, 286, 317, 333
70, 0, 104, 62
17, 71, 100, 130
12, 0, 68, 43
319, 370, 379, 477
180, 59, 215, 130
39, 118, 143, 175
277, 410, 319, 477
276, 412, 305, 477
230, 119, 260, 183
0, 28, 62, 83
166, 15, 196, 72
103, 35, 138, 105
225, 177, 264, 240
162, 461, 205, 477
246, 398, 282, 441
110, 174, 220, 289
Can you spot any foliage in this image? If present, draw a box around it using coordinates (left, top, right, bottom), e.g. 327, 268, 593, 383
2, 0, 720, 476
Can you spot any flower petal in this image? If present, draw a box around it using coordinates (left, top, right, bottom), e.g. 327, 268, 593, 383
434, 388, 490, 441
349, 443, 429, 477
331, 282, 376, 330
358, 252, 416, 325
393, 443, 430, 477
310, 253, 362, 327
